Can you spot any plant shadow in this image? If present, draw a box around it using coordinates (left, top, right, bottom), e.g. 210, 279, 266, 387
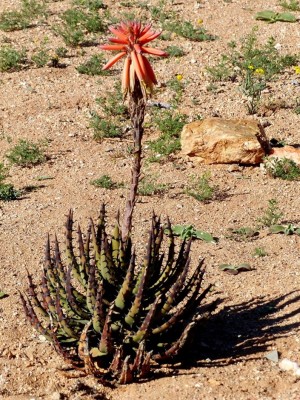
181, 291, 300, 368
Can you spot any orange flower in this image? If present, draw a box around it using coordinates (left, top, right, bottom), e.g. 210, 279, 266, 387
100, 21, 168, 98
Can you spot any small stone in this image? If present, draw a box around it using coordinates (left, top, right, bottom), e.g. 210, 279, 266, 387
38, 335, 47, 343
279, 358, 299, 372
265, 350, 279, 363
50, 392, 63, 400
227, 164, 241, 172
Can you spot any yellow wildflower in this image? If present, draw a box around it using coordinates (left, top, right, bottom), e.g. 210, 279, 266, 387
255, 68, 265, 75
176, 74, 183, 81
248, 65, 254, 70
293, 66, 300, 74
198, 19, 203, 25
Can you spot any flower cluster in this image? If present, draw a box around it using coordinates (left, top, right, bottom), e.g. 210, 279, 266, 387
293, 65, 300, 74
100, 21, 168, 98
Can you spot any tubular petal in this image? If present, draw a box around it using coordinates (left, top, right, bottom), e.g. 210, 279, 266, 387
108, 26, 128, 41
129, 59, 136, 93
108, 37, 128, 44
102, 51, 126, 70
142, 55, 157, 84
100, 44, 127, 51
136, 51, 150, 85
131, 50, 145, 83
141, 46, 168, 57
138, 31, 161, 45
122, 57, 131, 96
140, 24, 152, 36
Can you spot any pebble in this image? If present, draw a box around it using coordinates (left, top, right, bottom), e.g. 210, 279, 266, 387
279, 358, 300, 376
227, 164, 241, 172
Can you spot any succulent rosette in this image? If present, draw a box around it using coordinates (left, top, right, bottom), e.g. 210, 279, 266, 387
100, 21, 168, 97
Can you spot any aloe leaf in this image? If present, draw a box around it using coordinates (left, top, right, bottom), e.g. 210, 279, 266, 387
114, 252, 135, 310
20, 293, 53, 341
98, 305, 114, 355
132, 296, 161, 343
111, 222, 120, 265
153, 320, 196, 361
65, 210, 85, 287
77, 225, 88, 288
92, 282, 105, 333
160, 257, 190, 315
86, 262, 97, 313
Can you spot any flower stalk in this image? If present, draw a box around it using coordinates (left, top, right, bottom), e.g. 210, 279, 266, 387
100, 21, 167, 241
121, 80, 145, 241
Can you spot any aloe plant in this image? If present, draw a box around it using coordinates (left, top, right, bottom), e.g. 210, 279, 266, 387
21, 205, 211, 385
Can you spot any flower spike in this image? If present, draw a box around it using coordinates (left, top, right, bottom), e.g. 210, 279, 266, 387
100, 21, 168, 98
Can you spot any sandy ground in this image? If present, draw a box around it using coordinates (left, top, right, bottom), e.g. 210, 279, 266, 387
0, 0, 300, 399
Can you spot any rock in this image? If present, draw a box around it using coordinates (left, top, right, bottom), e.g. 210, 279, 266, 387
279, 358, 299, 373
227, 164, 242, 172
181, 118, 270, 164
265, 350, 279, 363
268, 146, 300, 165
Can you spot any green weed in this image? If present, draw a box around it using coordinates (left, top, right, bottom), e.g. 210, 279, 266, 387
166, 77, 185, 106
186, 172, 215, 202
279, 0, 300, 11
257, 199, 283, 228
61, 8, 105, 33
165, 45, 184, 57
53, 25, 85, 47
76, 54, 109, 75
21, 0, 48, 19
0, 46, 27, 72
0, 163, 19, 201
264, 157, 300, 180
0, 0, 47, 32
90, 175, 122, 189
227, 226, 259, 241
0, 163, 8, 183
294, 98, 300, 114
253, 247, 268, 257
54, 7, 105, 47
147, 111, 187, 162
0, 183, 20, 201
55, 47, 68, 58
6, 139, 46, 167
96, 82, 127, 117
72, 0, 106, 10
138, 175, 168, 196
208, 30, 298, 113
0, 11, 29, 32
90, 113, 122, 141
31, 48, 49, 67
165, 21, 215, 42
242, 67, 266, 114
206, 55, 235, 82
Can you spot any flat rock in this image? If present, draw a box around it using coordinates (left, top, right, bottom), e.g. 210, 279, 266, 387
181, 118, 270, 164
